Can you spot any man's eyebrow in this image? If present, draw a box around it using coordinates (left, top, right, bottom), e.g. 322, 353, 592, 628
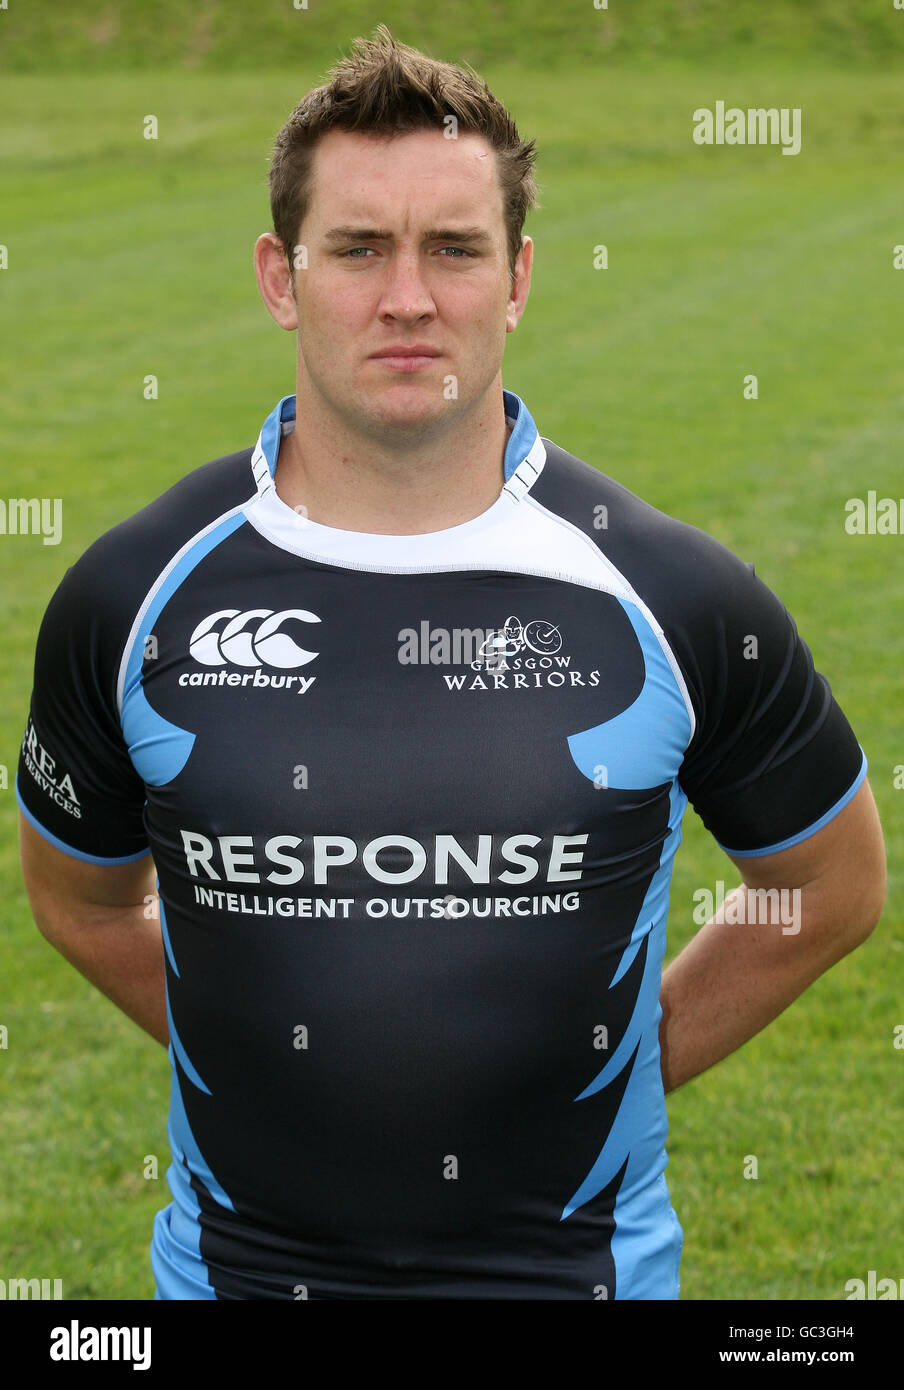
422, 227, 494, 246
322, 225, 494, 246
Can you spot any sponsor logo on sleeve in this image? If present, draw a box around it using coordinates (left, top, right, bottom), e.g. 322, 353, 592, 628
21, 719, 81, 818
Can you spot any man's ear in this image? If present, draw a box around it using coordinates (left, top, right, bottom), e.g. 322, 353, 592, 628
506, 235, 533, 334
254, 233, 299, 332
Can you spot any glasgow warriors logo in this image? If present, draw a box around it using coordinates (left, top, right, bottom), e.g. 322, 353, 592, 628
478, 615, 563, 665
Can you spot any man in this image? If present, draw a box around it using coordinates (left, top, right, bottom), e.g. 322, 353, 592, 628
17, 27, 885, 1300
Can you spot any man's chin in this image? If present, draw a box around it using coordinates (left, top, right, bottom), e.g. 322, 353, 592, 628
363, 389, 457, 442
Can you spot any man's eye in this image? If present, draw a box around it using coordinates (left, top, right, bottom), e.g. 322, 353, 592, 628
338, 245, 473, 260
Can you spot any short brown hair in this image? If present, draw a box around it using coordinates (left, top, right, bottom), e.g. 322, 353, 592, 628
269, 25, 538, 283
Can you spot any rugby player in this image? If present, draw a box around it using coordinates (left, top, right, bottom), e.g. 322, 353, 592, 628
17, 27, 886, 1299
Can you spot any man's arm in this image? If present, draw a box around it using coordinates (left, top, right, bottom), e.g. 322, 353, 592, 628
658, 778, 886, 1095
18, 812, 169, 1048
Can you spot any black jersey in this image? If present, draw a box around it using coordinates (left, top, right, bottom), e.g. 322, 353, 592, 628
17, 389, 865, 1299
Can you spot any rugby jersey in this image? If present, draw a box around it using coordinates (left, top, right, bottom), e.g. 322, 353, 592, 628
17, 389, 866, 1299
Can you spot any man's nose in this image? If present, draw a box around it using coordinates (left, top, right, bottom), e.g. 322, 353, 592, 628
378, 250, 436, 321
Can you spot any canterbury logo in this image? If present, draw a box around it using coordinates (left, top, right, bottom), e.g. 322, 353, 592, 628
189, 609, 321, 669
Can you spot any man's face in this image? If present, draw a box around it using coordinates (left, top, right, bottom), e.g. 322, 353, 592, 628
287, 127, 531, 445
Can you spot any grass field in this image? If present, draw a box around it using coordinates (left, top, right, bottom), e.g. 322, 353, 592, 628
0, 0, 901, 70
1, 29, 902, 1300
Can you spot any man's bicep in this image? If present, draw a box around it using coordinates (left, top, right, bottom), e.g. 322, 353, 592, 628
19, 810, 157, 917
19, 811, 169, 1049
723, 778, 886, 940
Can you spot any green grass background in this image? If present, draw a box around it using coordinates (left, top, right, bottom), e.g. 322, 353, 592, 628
1, 2, 902, 1300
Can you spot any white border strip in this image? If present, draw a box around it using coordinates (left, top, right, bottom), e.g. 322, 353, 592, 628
522, 494, 698, 741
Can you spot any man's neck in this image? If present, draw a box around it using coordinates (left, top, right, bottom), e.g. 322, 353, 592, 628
274, 383, 511, 535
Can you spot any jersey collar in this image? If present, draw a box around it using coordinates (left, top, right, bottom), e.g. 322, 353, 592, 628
250, 388, 546, 498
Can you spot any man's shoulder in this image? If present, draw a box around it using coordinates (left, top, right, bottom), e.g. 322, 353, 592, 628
534, 435, 756, 610
40, 445, 257, 656
67, 445, 256, 599
93, 444, 255, 559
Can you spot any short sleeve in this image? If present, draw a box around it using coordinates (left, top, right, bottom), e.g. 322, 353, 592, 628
676, 555, 866, 857
524, 438, 867, 861
16, 555, 150, 864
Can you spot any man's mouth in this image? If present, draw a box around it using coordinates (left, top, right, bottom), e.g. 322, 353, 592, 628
370, 345, 442, 373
